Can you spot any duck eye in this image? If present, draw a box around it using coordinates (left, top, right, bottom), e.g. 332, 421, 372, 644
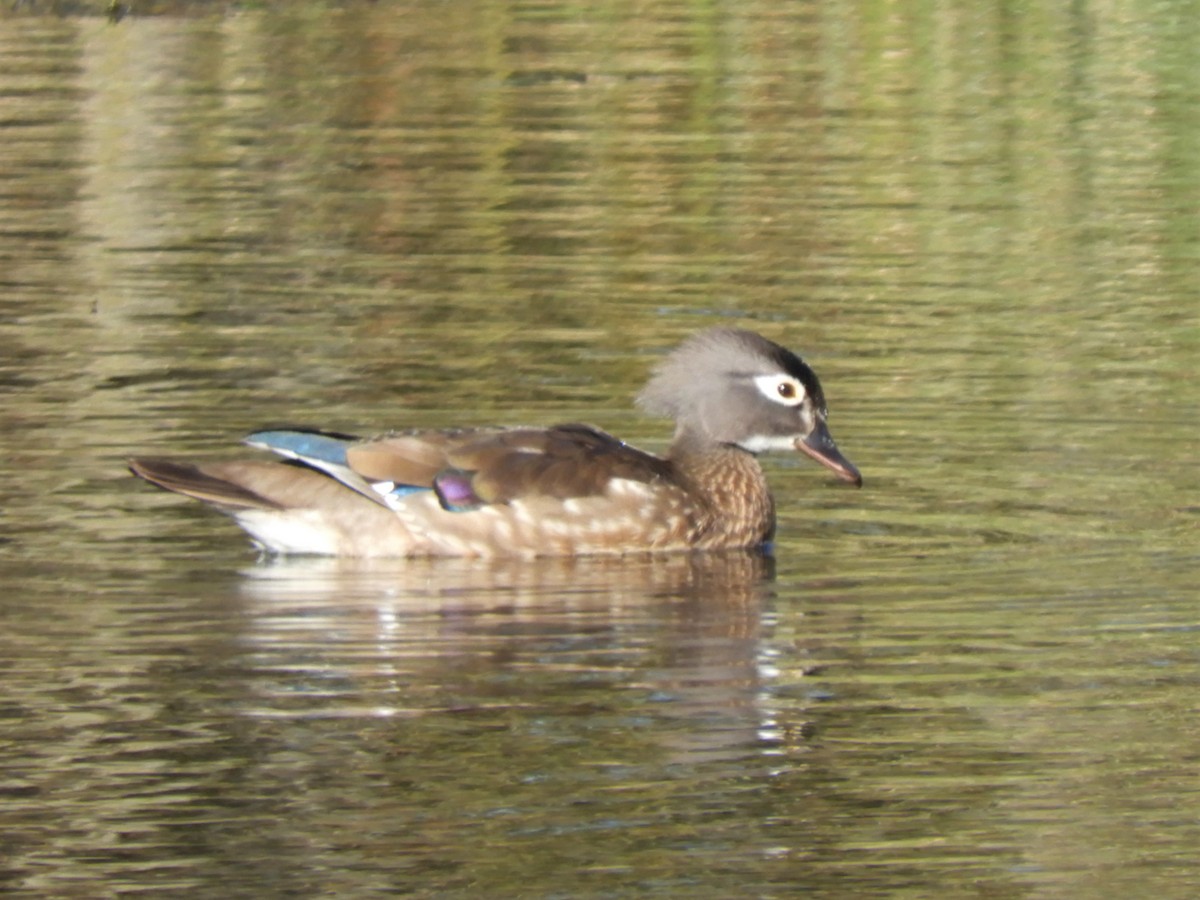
754, 374, 806, 407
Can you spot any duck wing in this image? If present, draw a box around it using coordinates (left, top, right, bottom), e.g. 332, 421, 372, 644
247, 424, 676, 513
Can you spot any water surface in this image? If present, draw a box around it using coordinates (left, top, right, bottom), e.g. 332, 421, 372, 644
1, 3, 1197, 897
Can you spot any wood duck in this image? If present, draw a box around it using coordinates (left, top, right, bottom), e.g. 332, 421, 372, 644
129, 328, 861, 557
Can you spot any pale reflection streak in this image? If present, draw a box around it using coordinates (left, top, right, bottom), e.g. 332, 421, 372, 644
234, 552, 786, 765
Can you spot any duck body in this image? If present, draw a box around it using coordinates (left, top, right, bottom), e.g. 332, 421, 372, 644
131, 424, 775, 557
129, 328, 861, 558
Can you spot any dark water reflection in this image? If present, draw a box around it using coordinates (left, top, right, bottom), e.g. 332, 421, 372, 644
1, 553, 788, 896
1, 2, 1199, 898
235, 554, 770, 732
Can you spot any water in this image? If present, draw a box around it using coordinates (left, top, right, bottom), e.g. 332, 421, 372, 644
1, 3, 1198, 897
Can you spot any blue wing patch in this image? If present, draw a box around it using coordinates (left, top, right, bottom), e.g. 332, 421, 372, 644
389, 485, 429, 498
367, 480, 434, 511
246, 429, 442, 511
245, 430, 351, 465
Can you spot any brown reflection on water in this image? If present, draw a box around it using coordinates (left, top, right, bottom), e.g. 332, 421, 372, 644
235, 553, 775, 765
0, 550, 799, 897
0, 2, 1198, 897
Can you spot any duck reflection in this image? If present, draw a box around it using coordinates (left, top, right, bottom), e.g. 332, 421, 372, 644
235, 551, 782, 767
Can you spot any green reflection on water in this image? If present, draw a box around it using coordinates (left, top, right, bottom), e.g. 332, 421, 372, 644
0, 1, 1197, 897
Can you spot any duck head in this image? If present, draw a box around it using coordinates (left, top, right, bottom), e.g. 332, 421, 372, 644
637, 327, 862, 487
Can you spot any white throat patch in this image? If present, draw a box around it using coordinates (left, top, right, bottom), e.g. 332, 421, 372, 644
737, 434, 800, 454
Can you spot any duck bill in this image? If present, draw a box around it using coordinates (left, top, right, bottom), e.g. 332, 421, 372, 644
795, 422, 862, 487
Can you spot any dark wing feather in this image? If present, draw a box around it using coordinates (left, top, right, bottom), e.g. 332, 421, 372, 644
347, 424, 674, 506
129, 458, 285, 510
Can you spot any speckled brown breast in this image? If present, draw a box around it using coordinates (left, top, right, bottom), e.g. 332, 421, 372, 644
672, 447, 775, 550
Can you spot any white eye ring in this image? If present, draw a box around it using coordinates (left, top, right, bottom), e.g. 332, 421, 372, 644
754, 374, 807, 407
